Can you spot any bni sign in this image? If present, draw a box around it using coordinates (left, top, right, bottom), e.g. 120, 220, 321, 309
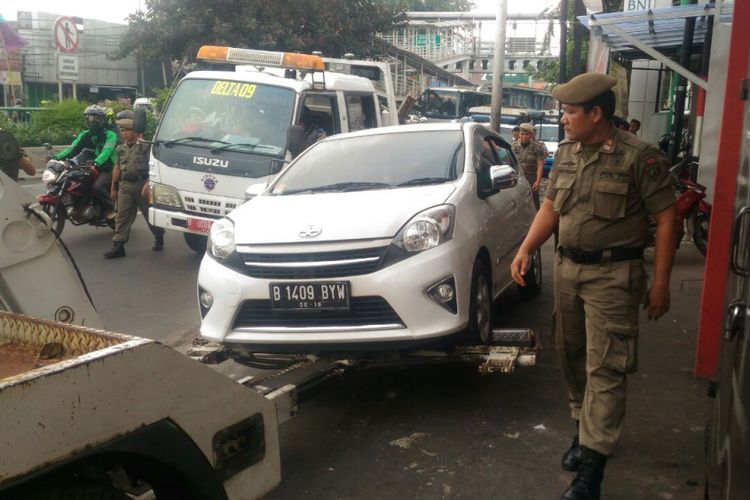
58, 55, 79, 81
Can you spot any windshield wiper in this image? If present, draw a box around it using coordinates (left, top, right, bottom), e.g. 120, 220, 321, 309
211, 142, 261, 154
282, 182, 392, 195
397, 177, 452, 187
162, 137, 228, 147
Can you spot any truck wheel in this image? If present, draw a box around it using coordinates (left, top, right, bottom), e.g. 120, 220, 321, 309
183, 233, 207, 253
518, 248, 542, 300
466, 260, 493, 344
44, 203, 66, 236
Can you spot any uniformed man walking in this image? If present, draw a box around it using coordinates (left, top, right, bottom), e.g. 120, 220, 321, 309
512, 122, 546, 209
104, 111, 165, 258
510, 73, 678, 500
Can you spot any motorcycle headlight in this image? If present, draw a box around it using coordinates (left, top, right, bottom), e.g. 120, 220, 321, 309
151, 182, 183, 208
42, 168, 58, 185
209, 218, 236, 260
394, 204, 455, 253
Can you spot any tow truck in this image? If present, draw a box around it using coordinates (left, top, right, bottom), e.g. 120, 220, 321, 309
0, 169, 539, 499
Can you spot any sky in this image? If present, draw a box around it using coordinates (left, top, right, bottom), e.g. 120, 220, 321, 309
1, 0, 560, 25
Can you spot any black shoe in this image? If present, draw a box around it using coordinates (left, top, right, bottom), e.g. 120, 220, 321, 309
152, 235, 164, 252
562, 435, 584, 471
561, 447, 607, 500
104, 242, 125, 259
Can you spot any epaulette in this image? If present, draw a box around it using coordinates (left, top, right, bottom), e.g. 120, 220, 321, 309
615, 129, 650, 153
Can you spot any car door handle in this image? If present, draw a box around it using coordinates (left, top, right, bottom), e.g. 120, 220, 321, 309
724, 301, 746, 341
731, 206, 750, 276
511, 200, 517, 209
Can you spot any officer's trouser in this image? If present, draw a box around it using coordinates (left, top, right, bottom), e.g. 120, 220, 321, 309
554, 252, 646, 456
113, 180, 165, 243
523, 171, 540, 210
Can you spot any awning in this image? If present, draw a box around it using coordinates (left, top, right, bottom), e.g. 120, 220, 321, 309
578, 2, 734, 90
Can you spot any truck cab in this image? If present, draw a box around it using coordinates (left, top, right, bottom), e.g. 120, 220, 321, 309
148, 46, 397, 252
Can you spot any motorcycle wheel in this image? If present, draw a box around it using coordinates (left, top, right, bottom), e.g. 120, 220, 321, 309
689, 207, 709, 257
43, 203, 66, 236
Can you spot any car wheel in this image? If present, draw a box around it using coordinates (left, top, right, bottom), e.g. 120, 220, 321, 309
184, 233, 208, 253
519, 247, 542, 300
466, 260, 493, 344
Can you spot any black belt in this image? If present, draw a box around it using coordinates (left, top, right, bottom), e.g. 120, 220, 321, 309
122, 174, 147, 182
559, 246, 643, 265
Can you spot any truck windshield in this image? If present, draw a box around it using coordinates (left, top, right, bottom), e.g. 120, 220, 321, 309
421, 89, 492, 120
155, 79, 295, 156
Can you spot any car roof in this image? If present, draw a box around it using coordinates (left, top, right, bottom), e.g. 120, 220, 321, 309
320, 122, 511, 148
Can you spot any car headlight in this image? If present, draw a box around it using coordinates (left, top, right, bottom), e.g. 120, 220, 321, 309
151, 182, 183, 208
395, 204, 455, 253
209, 218, 236, 260
42, 168, 58, 185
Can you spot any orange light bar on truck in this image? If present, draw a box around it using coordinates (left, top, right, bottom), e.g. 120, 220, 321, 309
196, 46, 325, 72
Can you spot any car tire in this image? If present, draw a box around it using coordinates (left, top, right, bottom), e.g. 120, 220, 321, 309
466, 260, 493, 344
518, 247, 542, 300
184, 233, 208, 253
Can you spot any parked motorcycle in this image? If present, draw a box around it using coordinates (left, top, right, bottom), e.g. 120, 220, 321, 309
36, 146, 115, 236
646, 155, 711, 256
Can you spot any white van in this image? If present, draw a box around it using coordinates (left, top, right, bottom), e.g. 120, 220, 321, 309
148, 46, 398, 252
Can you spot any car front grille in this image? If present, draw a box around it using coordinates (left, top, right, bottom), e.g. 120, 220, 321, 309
233, 296, 404, 329
236, 246, 388, 279
182, 194, 238, 216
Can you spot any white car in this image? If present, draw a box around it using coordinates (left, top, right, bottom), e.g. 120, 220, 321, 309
197, 122, 541, 354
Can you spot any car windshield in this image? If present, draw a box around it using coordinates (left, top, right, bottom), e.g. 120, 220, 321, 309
538, 125, 560, 142
271, 130, 464, 195
154, 79, 295, 156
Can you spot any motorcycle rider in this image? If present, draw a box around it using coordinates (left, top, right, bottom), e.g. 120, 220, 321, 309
55, 105, 118, 217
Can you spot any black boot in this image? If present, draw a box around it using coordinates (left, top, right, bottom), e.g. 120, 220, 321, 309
152, 234, 164, 251
561, 447, 607, 500
562, 435, 584, 471
104, 242, 126, 259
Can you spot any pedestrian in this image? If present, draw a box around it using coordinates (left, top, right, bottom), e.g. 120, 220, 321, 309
0, 129, 35, 181
511, 126, 520, 142
103, 110, 164, 259
629, 118, 641, 135
511, 122, 545, 210
510, 72, 678, 500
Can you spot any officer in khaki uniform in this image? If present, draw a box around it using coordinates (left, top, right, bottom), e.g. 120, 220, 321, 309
511, 122, 546, 209
104, 111, 164, 258
510, 73, 678, 500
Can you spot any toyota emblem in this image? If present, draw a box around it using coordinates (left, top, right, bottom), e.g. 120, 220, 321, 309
298, 225, 322, 238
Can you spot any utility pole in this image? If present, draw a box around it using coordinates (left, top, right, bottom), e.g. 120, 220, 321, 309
571, 0, 586, 77
490, 0, 508, 132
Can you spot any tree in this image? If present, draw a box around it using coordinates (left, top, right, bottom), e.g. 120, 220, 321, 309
381, 0, 473, 11
116, 0, 405, 63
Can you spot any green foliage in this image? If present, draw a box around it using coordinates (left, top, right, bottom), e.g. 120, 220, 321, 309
116, 0, 406, 62
381, 0, 472, 11
152, 87, 174, 114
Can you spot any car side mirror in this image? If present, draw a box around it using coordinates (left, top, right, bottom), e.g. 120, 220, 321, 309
245, 182, 267, 200
490, 164, 518, 190
133, 108, 147, 134
286, 125, 305, 157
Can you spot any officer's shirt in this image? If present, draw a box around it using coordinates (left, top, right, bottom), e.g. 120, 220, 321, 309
511, 139, 545, 179
116, 141, 150, 178
545, 127, 675, 250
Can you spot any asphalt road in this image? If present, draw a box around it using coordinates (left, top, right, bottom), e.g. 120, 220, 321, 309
20, 176, 711, 500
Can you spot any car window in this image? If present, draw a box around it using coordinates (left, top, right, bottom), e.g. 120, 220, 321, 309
272, 130, 465, 194
344, 93, 377, 131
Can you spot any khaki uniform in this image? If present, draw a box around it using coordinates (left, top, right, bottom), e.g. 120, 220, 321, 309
512, 139, 545, 209
113, 142, 164, 243
545, 127, 675, 456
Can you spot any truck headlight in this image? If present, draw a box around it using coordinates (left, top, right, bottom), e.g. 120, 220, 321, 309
209, 218, 236, 260
395, 204, 455, 253
151, 182, 183, 208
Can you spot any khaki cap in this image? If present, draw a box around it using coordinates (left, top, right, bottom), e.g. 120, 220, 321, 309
116, 118, 134, 129
552, 72, 617, 104
519, 123, 535, 133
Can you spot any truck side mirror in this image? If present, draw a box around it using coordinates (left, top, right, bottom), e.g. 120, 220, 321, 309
286, 125, 305, 156
133, 108, 147, 135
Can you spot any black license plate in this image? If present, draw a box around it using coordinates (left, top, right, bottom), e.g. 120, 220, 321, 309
269, 282, 350, 311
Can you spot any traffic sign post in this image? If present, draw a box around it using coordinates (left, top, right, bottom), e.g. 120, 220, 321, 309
53, 17, 80, 101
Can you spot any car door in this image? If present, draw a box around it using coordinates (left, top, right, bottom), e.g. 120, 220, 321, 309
472, 129, 517, 294
709, 74, 750, 499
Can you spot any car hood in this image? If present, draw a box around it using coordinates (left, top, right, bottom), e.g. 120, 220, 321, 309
231, 184, 456, 244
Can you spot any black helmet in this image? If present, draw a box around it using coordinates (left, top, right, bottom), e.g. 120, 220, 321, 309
83, 105, 106, 131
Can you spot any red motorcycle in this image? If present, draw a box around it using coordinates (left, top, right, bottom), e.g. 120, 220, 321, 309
647, 155, 711, 256
36, 147, 114, 236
